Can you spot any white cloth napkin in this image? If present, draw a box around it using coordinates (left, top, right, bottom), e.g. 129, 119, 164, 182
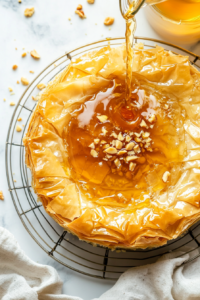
0, 226, 200, 300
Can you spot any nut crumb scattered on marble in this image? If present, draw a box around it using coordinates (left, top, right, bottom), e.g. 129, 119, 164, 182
76, 4, 82, 10
0, 191, 4, 201
8, 87, 13, 92
14, 180, 17, 183
21, 77, 29, 86
18, 117, 22, 121
16, 80, 20, 84
12, 65, 18, 70
3, 98, 6, 102
22, 52, 27, 57
18, 0, 22, 3
10, 92, 15, 95
24, 7, 35, 17
37, 83, 46, 90
30, 50, 40, 59
75, 10, 86, 18
16, 125, 22, 132
104, 17, 114, 26
162, 171, 170, 183
15, 47, 17, 50
29, 70, 34, 73
87, 0, 94, 3
68, 17, 71, 21
10, 102, 15, 106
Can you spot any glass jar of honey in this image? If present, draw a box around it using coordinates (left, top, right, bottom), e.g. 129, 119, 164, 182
145, 0, 200, 44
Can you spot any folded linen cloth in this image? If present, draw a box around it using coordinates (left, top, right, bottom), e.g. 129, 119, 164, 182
0, 226, 199, 300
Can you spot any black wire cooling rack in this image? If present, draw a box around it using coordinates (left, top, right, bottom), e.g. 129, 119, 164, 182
5, 37, 200, 280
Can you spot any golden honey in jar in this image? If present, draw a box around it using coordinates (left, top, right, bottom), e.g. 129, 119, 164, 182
145, 0, 200, 44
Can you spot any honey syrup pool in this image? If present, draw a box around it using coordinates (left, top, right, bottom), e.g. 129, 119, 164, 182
66, 80, 186, 208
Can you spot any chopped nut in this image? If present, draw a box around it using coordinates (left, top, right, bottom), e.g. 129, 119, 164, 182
114, 158, 121, 168
0, 191, 4, 201
12, 65, 18, 70
134, 132, 141, 137
87, 0, 94, 3
100, 140, 106, 144
125, 135, 131, 142
128, 150, 135, 156
116, 140, 123, 150
106, 154, 112, 159
150, 125, 154, 129
117, 150, 127, 156
162, 171, 170, 183
110, 132, 118, 138
134, 137, 142, 143
21, 77, 29, 86
89, 142, 95, 149
75, 10, 86, 18
76, 4, 82, 10
147, 147, 153, 152
126, 156, 138, 162
144, 137, 152, 143
97, 115, 108, 122
104, 147, 117, 154
18, 117, 22, 121
102, 127, 108, 136
134, 144, 140, 153
30, 50, 40, 59
103, 144, 110, 149
103, 158, 108, 161
10, 102, 15, 106
142, 132, 150, 139
104, 17, 114, 26
125, 142, 135, 151
24, 7, 35, 17
140, 120, 148, 128
91, 149, 98, 157
148, 114, 156, 123
94, 139, 100, 144
22, 52, 27, 57
118, 132, 124, 141
129, 162, 136, 172
164, 104, 169, 110
16, 80, 20, 84
37, 83, 46, 90
111, 140, 116, 147
16, 125, 22, 132
29, 70, 34, 73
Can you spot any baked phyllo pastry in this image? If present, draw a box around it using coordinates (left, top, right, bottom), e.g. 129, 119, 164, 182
24, 44, 200, 249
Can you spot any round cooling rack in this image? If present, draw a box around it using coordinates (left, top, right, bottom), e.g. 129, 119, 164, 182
6, 37, 200, 280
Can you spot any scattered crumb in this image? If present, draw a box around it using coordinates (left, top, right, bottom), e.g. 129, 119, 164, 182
10, 92, 15, 95
8, 87, 13, 92
15, 48, 17, 50
18, 117, 22, 121
68, 17, 71, 21
37, 83, 46, 90
16, 125, 22, 132
10, 102, 15, 106
54, 63, 57, 67
16, 80, 20, 84
30, 50, 40, 59
76, 4, 82, 10
12, 65, 18, 70
21, 77, 29, 86
75, 10, 86, 18
14, 180, 17, 182
104, 17, 114, 26
3, 98, 6, 102
18, 0, 21, 3
87, 0, 94, 3
22, 52, 27, 57
29, 70, 34, 73
22, 124, 25, 127
32, 96, 39, 101
0, 191, 4, 201
24, 7, 35, 17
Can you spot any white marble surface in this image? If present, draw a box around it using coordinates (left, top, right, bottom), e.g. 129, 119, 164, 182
0, 0, 200, 299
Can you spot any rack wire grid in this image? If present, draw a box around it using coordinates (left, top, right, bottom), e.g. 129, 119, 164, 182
5, 37, 200, 280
